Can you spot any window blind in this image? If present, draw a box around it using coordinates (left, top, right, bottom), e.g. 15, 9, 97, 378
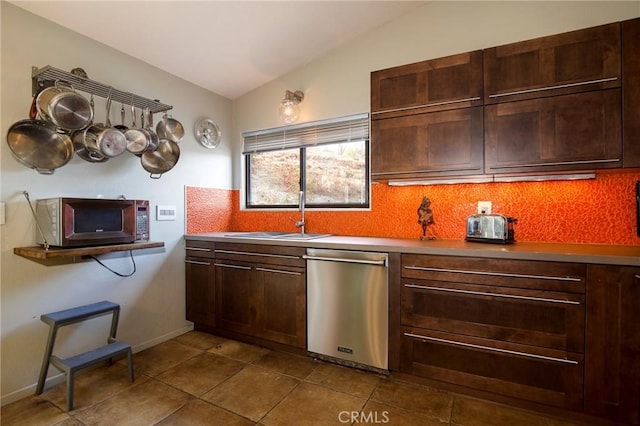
242, 113, 369, 154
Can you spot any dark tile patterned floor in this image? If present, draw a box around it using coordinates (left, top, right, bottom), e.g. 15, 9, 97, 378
2, 331, 579, 425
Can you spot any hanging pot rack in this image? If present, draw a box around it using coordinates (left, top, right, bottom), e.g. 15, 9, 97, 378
31, 65, 172, 114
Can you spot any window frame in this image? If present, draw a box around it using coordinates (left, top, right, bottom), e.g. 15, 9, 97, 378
242, 114, 371, 210
244, 142, 370, 210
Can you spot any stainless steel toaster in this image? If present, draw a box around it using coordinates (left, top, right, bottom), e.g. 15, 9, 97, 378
466, 214, 517, 244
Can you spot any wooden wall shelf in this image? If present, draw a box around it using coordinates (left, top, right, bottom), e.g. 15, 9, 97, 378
14, 241, 164, 261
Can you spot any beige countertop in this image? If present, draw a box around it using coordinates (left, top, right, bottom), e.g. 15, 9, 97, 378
185, 232, 640, 267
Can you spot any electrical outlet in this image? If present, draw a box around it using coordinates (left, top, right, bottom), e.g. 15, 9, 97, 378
477, 201, 492, 214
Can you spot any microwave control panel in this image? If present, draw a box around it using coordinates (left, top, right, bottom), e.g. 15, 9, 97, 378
135, 200, 150, 242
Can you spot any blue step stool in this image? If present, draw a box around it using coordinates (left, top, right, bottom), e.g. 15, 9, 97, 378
35, 301, 134, 410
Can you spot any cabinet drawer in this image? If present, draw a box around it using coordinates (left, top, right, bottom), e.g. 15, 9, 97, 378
485, 89, 622, 174
215, 243, 305, 267
185, 240, 215, 258
371, 107, 484, 180
402, 254, 586, 293
371, 50, 483, 118
402, 280, 584, 352
484, 22, 620, 104
400, 327, 584, 410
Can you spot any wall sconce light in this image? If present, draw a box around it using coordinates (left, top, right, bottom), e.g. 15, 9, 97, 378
278, 90, 304, 124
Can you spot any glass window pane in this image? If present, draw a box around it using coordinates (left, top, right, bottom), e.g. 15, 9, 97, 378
248, 149, 300, 206
305, 141, 367, 206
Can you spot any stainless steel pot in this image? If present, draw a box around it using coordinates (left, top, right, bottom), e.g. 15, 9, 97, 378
72, 129, 108, 163
125, 105, 153, 155
81, 94, 127, 158
140, 138, 180, 178
156, 113, 184, 143
36, 80, 93, 131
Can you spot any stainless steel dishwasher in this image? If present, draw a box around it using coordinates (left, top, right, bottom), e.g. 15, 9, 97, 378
304, 248, 388, 373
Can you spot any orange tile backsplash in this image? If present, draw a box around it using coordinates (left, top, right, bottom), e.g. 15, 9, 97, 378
186, 170, 640, 246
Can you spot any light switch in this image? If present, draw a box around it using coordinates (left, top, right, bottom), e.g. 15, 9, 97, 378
477, 201, 492, 214
156, 205, 176, 221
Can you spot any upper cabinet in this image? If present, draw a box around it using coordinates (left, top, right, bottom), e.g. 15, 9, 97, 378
622, 18, 640, 168
371, 51, 484, 180
485, 89, 622, 174
484, 23, 621, 104
371, 51, 483, 119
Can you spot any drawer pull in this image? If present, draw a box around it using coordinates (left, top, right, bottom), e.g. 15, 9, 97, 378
215, 249, 300, 260
214, 263, 252, 270
185, 260, 211, 266
372, 96, 481, 115
255, 267, 301, 276
488, 77, 618, 98
404, 332, 579, 365
186, 247, 211, 252
404, 284, 581, 305
404, 266, 582, 282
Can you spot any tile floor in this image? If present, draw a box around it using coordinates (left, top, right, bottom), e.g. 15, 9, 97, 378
2, 331, 579, 425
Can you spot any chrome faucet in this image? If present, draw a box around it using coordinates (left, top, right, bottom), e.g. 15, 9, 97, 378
295, 191, 305, 235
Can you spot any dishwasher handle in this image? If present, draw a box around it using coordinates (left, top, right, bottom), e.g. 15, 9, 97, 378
302, 254, 387, 267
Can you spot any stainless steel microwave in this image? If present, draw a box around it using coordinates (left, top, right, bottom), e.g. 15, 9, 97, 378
35, 197, 149, 247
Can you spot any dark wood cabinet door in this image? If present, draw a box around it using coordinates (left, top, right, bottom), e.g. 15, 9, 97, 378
371, 50, 483, 118
372, 107, 484, 180
623, 18, 640, 167
255, 265, 306, 348
585, 265, 640, 425
185, 256, 215, 327
215, 261, 255, 336
484, 23, 621, 104
485, 89, 622, 174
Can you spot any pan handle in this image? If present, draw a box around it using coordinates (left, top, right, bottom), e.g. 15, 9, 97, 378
35, 168, 55, 175
149, 173, 163, 179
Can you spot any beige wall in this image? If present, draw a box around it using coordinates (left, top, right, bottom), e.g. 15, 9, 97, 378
0, 3, 232, 404
232, 1, 640, 187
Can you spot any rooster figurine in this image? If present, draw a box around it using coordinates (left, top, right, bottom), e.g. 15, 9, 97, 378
417, 196, 435, 240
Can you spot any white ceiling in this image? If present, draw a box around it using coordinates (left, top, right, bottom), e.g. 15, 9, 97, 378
11, 1, 426, 99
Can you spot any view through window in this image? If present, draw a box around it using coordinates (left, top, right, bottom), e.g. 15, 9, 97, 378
244, 114, 369, 209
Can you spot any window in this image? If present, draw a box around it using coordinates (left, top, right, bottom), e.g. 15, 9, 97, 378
243, 114, 370, 209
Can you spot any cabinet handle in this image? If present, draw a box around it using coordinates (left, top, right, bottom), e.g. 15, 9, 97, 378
488, 77, 618, 99
404, 283, 581, 305
255, 267, 302, 276
186, 247, 211, 252
215, 249, 300, 260
214, 263, 252, 270
635, 275, 640, 280
185, 260, 211, 266
403, 332, 579, 365
404, 266, 582, 282
372, 96, 481, 115
492, 159, 620, 169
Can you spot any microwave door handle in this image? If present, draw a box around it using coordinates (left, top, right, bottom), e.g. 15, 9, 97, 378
22, 191, 49, 250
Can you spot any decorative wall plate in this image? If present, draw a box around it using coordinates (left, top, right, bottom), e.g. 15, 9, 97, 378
194, 118, 221, 149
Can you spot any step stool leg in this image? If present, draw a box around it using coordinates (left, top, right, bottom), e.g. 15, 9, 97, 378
35, 325, 58, 395
126, 349, 134, 382
65, 370, 75, 411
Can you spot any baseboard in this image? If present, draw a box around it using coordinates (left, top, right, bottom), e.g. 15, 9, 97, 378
0, 323, 194, 407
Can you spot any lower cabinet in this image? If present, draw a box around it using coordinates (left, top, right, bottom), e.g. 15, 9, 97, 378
214, 243, 306, 349
185, 241, 215, 328
398, 254, 586, 410
585, 265, 640, 424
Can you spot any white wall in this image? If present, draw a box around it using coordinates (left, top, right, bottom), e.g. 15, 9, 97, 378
232, 1, 640, 187
0, 3, 233, 404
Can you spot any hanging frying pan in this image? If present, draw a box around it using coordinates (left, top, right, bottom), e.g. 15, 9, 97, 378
6, 96, 74, 174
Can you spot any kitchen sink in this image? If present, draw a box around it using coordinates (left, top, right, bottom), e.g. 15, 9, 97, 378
225, 232, 332, 240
